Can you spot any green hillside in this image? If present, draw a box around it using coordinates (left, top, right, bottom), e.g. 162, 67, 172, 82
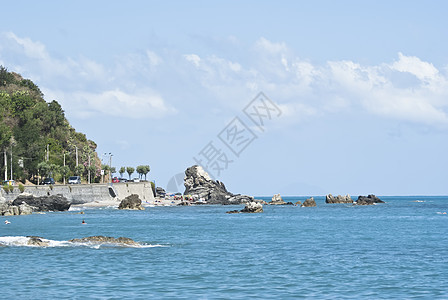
0, 66, 101, 184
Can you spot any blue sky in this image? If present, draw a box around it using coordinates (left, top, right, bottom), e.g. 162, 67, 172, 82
1, 0, 447, 196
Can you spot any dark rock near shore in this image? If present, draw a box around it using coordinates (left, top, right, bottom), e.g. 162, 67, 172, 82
184, 165, 254, 204
68, 236, 139, 246
301, 197, 317, 207
118, 194, 145, 210
12, 194, 70, 212
356, 194, 384, 205
326, 194, 353, 204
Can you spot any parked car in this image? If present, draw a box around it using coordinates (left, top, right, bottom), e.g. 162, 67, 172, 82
41, 178, 55, 185
2, 180, 15, 186
112, 177, 119, 183
68, 176, 81, 184
119, 178, 128, 183
132, 178, 140, 183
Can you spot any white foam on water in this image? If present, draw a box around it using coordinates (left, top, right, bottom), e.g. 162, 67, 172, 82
0, 236, 167, 248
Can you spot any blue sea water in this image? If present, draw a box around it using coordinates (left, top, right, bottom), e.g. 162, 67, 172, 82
1, 196, 447, 299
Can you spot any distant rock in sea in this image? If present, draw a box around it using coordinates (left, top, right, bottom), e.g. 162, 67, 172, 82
325, 194, 353, 204
183, 165, 254, 204
356, 194, 384, 205
270, 193, 286, 205
118, 194, 145, 210
227, 202, 263, 214
301, 197, 317, 207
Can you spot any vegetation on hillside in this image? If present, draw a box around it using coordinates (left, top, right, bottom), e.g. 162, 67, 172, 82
0, 66, 101, 183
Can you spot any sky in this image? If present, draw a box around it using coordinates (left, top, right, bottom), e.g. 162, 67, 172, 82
1, 0, 447, 196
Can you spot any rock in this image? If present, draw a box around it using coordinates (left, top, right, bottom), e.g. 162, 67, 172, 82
183, 165, 254, 204
12, 194, 70, 212
226, 202, 264, 213
240, 201, 263, 213
294, 200, 302, 206
156, 187, 166, 197
68, 236, 139, 246
118, 194, 145, 210
326, 194, 353, 204
0, 201, 33, 216
270, 193, 286, 205
356, 194, 384, 205
27, 236, 49, 247
301, 197, 317, 207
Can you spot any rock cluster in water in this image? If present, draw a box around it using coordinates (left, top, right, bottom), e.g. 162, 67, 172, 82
183, 165, 254, 204
325, 194, 353, 204
118, 194, 145, 210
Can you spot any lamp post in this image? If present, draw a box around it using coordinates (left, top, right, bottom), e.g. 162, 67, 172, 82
104, 152, 113, 183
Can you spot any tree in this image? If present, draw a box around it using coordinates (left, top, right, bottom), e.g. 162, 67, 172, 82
136, 165, 144, 179
126, 167, 135, 180
37, 161, 50, 178
143, 165, 150, 180
60, 165, 70, 184
74, 165, 85, 177
119, 167, 125, 178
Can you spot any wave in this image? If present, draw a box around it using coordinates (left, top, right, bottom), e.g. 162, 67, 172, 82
0, 236, 166, 249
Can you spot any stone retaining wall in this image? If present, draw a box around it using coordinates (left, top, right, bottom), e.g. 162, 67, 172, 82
1, 182, 155, 204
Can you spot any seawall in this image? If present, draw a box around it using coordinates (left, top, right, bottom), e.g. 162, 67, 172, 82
1, 182, 155, 204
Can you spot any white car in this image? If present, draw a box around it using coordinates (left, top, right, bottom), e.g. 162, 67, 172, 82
68, 176, 81, 184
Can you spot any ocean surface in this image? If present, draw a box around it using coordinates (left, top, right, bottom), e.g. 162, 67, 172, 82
1, 196, 447, 299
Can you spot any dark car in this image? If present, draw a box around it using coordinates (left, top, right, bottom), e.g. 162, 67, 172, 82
41, 177, 55, 185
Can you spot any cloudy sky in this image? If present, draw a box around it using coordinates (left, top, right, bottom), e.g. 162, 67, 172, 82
1, 0, 447, 196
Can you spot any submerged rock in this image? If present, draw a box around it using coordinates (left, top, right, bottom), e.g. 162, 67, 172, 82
27, 236, 49, 247
226, 201, 264, 214
326, 194, 353, 204
12, 194, 70, 212
118, 194, 145, 210
183, 165, 254, 204
356, 194, 384, 205
68, 236, 139, 246
301, 197, 317, 207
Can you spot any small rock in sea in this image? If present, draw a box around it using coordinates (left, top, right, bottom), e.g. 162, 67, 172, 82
355, 194, 384, 205
294, 200, 302, 206
325, 194, 353, 204
118, 194, 145, 210
301, 197, 317, 207
27, 236, 49, 247
68, 236, 139, 246
270, 193, 286, 205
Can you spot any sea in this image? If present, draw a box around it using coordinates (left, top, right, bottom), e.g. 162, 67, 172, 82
1, 196, 447, 299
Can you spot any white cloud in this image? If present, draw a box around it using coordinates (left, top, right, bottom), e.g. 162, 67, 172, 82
44, 88, 176, 119
183, 54, 201, 67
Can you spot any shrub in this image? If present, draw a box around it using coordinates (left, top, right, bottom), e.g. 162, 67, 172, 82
3, 185, 9, 193
49, 184, 53, 190
18, 183, 25, 193
150, 181, 156, 197
8, 185, 14, 193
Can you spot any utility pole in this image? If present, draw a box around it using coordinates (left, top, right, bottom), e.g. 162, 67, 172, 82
63, 152, 66, 185
88, 153, 91, 184
10, 145, 13, 181
75, 145, 78, 167
4, 151, 7, 181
